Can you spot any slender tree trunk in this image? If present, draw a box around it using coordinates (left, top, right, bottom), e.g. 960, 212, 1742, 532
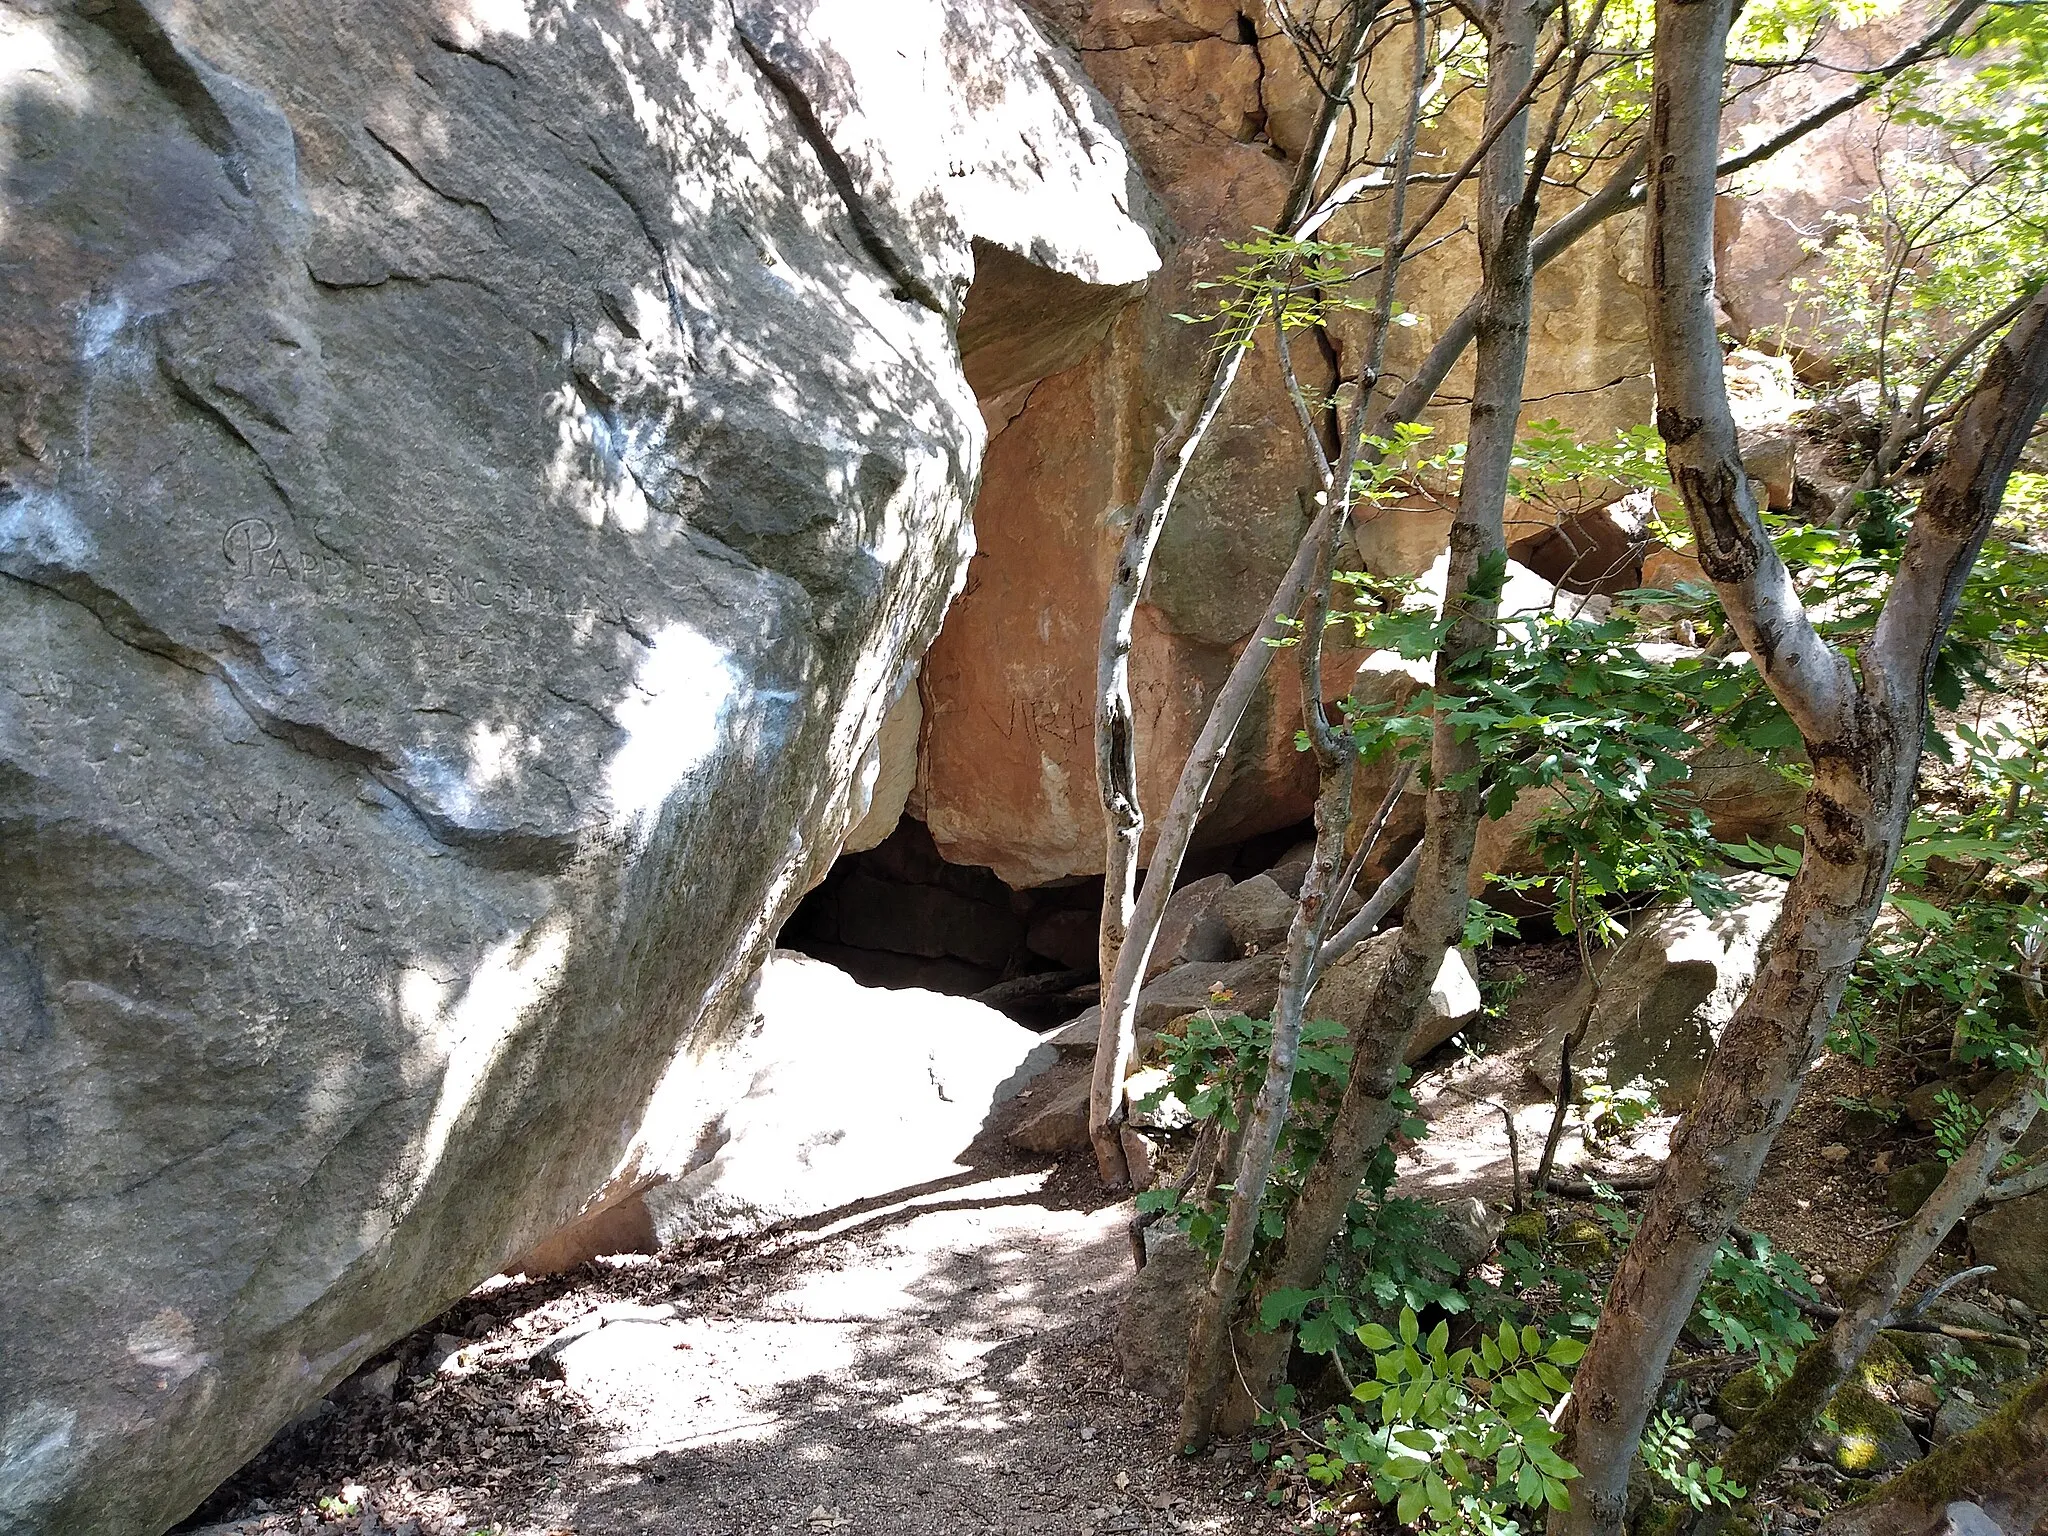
1692, 1054, 2047, 1534
1556, 1, 2048, 1518
1091, 0, 1383, 1186
1178, 506, 1356, 1446
1210, 0, 1547, 1427
1085, 0, 1924, 1186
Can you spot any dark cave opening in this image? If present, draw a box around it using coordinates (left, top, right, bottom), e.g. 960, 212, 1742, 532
776, 815, 1328, 1026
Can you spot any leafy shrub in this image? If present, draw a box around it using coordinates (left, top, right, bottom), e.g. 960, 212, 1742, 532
1690, 1234, 1818, 1385
1137, 1006, 1469, 1361
1639, 1409, 1745, 1511
1262, 1309, 1584, 1533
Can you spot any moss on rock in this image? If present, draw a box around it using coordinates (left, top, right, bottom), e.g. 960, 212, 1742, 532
1814, 1379, 1921, 1475
1502, 1209, 1548, 1251
1716, 1367, 1772, 1431
1886, 1159, 1949, 1218
1720, 1336, 1922, 1477
1555, 1215, 1612, 1264
1885, 1327, 2031, 1386
1852, 1332, 1914, 1392
1838, 1369, 2048, 1514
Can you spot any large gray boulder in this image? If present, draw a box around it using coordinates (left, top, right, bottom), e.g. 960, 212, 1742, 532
0, 3, 1156, 1531
1311, 931, 1481, 1065
1536, 875, 1788, 1108
1970, 1192, 2048, 1313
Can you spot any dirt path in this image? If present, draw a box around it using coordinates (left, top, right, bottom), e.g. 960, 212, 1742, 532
179, 949, 1931, 1536
183, 1148, 1297, 1536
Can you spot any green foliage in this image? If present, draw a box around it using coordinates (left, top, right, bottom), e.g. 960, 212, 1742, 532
1690, 1233, 1819, 1385
1397, 422, 1671, 530
1508, 421, 1670, 516
1575, 1069, 1659, 1148
1773, 1, 2048, 417
1491, 1227, 1599, 1329
1832, 721, 2048, 1069
1681, 503, 2048, 1071
1135, 1010, 1362, 1257
1175, 230, 1408, 349
1336, 586, 1753, 937
1263, 1310, 1584, 1533
1639, 1409, 1746, 1511
1259, 1191, 1470, 1360
1464, 899, 1524, 951
1932, 1087, 1988, 1165
1743, 519, 2048, 718
1141, 1006, 1487, 1395
1930, 1347, 1983, 1406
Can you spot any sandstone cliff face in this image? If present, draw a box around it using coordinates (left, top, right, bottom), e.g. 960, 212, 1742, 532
0, 2, 1154, 1529
915, 0, 1662, 888
908, 0, 1880, 891
921, 0, 1346, 888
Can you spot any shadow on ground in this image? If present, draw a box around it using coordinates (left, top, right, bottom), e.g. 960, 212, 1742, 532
182, 1127, 1290, 1536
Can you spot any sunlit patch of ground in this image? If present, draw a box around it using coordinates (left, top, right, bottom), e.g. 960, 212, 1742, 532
183, 1152, 1298, 1536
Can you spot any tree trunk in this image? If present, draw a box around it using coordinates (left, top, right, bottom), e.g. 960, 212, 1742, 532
1216, 0, 1546, 1425
1178, 505, 1356, 1448
1556, 0, 2048, 1518
1090, 0, 1382, 1187
1696, 1054, 2046, 1532
1082, 0, 1925, 1186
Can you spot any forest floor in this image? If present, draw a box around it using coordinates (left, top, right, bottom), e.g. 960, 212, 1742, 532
183, 944, 2007, 1536
181, 1118, 1301, 1536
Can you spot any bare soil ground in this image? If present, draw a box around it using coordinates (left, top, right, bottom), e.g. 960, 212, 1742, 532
182, 944, 2023, 1536
182, 1131, 1299, 1536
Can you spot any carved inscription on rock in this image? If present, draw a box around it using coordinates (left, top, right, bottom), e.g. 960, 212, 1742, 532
221, 518, 602, 620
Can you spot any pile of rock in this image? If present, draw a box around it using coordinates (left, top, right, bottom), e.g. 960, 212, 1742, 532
1006, 842, 1480, 1157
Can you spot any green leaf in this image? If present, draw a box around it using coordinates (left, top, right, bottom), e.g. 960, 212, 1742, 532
1498, 1321, 1523, 1364
1397, 1483, 1426, 1526
1260, 1288, 1319, 1328
1426, 1473, 1455, 1518
1357, 1322, 1396, 1352
1298, 1312, 1343, 1357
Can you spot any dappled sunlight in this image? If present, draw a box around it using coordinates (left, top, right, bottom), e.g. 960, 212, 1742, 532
599, 620, 742, 843
538, 1172, 1133, 1500
391, 916, 574, 1225
0, 6, 90, 248
542, 379, 655, 533
442, 0, 534, 45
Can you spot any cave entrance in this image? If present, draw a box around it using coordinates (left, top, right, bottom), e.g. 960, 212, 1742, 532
776, 815, 1322, 1027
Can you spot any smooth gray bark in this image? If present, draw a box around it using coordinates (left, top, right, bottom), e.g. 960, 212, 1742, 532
1090, 0, 1383, 1186
1212, 0, 1548, 1431
1177, 495, 1356, 1447
1557, 0, 2048, 1517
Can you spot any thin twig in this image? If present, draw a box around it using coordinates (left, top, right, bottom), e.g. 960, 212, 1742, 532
1442, 1083, 1526, 1211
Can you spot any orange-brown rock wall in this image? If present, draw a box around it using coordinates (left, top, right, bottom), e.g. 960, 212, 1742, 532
915, 0, 1885, 888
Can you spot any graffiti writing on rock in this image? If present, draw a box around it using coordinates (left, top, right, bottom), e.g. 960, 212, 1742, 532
221, 518, 599, 620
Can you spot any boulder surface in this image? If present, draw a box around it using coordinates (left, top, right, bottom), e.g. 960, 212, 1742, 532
0, 2, 1155, 1530
1535, 875, 1789, 1107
